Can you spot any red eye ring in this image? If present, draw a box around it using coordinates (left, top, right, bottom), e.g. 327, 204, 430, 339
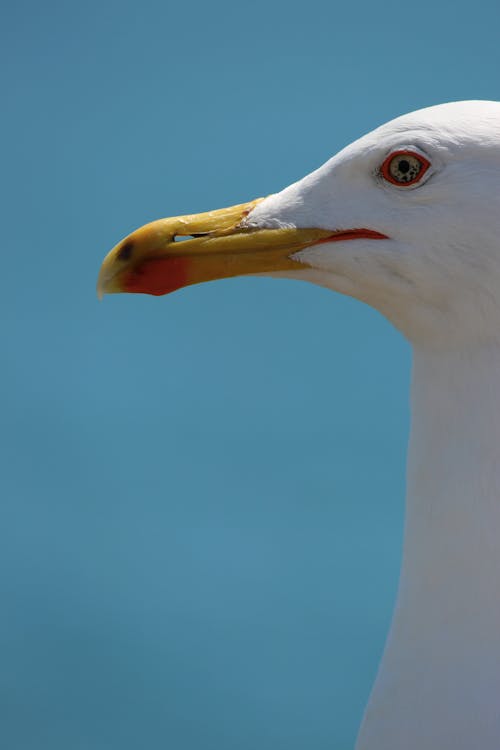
381, 150, 431, 187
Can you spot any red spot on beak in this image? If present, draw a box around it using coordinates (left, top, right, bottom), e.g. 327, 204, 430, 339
123, 256, 191, 296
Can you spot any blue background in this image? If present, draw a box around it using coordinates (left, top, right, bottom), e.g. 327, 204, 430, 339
3, 1, 499, 747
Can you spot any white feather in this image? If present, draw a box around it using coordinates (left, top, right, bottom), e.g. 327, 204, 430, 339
250, 101, 500, 749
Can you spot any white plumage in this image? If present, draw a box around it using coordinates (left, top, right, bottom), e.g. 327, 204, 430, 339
100, 100, 500, 749
249, 101, 500, 749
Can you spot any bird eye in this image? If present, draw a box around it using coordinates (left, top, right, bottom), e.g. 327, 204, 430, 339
381, 150, 430, 186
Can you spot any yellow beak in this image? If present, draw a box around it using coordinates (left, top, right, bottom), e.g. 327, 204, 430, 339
97, 197, 336, 298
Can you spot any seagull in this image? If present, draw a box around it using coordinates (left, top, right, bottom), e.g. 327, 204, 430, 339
98, 101, 500, 749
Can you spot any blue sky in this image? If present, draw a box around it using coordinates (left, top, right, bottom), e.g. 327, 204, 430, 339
2, 0, 500, 747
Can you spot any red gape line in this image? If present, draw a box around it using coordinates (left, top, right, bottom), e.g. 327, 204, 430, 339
319, 228, 388, 243
380, 150, 431, 187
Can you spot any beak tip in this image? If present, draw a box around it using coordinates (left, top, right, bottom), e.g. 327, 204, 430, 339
96, 271, 107, 300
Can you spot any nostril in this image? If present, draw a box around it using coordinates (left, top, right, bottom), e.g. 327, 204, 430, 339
117, 240, 134, 261
173, 232, 209, 242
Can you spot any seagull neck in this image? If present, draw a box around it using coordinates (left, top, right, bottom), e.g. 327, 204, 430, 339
357, 342, 500, 750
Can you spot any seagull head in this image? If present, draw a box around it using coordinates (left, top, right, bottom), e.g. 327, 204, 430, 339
98, 101, 500, 348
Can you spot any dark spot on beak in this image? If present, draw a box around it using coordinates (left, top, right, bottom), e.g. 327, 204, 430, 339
117, 240, 134, 261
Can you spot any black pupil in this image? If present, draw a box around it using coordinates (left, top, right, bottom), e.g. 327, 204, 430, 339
398, 159, 411, 174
